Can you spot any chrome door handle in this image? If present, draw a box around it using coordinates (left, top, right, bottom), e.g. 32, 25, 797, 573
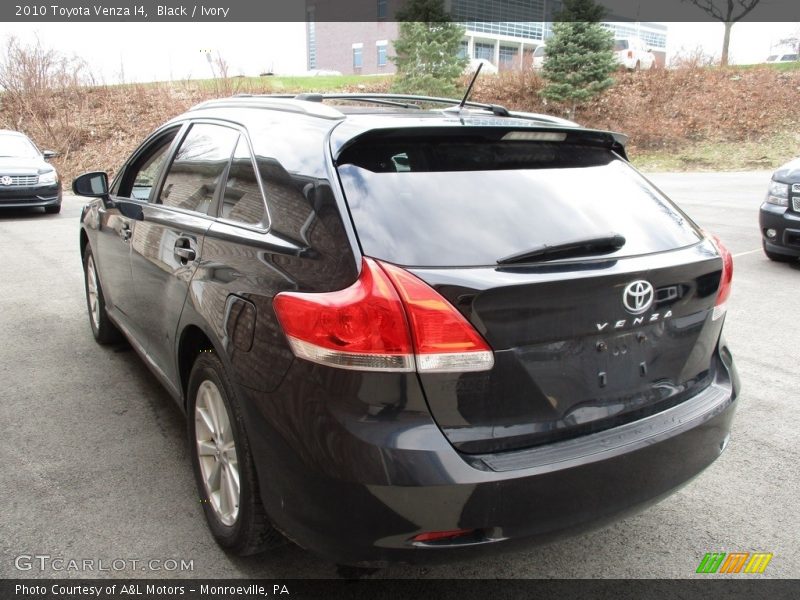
174, 237, 197, 263
174, 246, 196, 262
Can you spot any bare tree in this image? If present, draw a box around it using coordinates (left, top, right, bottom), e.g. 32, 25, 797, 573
683, 0, 762, 66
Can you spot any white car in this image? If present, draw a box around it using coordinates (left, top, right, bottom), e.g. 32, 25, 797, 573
465, 58, 498, 75
765, 53, 798, 64
532, 45, 546, 70
614, 38, 655, 70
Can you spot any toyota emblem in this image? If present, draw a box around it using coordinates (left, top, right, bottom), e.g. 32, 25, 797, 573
623, 280, 654, 314
0, 176, 11, 186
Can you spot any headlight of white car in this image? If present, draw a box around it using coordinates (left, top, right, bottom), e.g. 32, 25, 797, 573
38, 170, 58, 185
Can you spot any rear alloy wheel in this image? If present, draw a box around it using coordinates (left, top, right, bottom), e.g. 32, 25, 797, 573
83, 247, 122, 344
188, 351, 283, 555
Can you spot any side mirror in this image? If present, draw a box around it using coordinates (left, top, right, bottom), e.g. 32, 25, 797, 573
73, 171, 109, 198
42, 150, 59, 160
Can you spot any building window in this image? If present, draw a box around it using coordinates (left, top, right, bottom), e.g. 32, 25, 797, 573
376, 41, 388, 67
458, 40, 468, 58
377, 0, 387, 19
499, 45, 518, 69
474, 42, 494, 61
352, 44, 363, 69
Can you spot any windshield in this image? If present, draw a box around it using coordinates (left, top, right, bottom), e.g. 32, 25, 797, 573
533, 46, 546, 57
0, 134, 40, 158
336, 133, 701, 267
613, 40, 629, 51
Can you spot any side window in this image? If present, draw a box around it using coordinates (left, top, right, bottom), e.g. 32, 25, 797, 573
158, 123, 238, 214
117, 130, 178, 201
220, 136, 267, 226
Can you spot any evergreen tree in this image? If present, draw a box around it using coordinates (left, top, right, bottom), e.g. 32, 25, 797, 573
541, 0, 617, 114
391, 0, 467, 97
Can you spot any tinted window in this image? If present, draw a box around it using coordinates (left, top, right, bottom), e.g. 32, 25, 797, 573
124, 141, 173, 201
614, 40, 629, 51
158, 123, 238, 213
220, 136, 266, 226
336, 133, 702, 267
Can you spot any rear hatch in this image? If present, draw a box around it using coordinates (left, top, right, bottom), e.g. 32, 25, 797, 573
334, 126, 726, 454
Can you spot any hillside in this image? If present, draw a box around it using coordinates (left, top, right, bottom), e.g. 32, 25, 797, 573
2, 65, 799, 183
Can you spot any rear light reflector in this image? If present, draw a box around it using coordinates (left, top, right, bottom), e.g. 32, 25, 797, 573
273, 258, 494, 373
411, 529, 476, 543
708, 234, 733, 320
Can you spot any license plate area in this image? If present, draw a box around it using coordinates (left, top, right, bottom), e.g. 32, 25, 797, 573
596, 331, 652, 391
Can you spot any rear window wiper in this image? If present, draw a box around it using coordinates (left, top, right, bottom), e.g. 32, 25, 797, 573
497, 233, 626, 265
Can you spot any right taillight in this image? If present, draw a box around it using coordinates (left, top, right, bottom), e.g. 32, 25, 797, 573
708, 234, 733, 320
273, 257, 494, 373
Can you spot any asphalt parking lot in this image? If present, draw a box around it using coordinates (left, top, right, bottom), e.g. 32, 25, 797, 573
1, 171, 798, 579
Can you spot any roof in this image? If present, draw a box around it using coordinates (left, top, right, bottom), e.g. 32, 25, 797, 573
186, 94, 628, 158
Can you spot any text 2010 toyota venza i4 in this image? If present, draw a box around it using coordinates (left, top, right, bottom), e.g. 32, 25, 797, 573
75, 94, 739, 566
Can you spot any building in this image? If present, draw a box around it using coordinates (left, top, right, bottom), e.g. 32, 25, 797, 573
306, 1, 667, 74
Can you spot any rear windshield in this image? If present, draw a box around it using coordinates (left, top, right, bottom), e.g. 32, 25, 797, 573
336, 132, 701, 267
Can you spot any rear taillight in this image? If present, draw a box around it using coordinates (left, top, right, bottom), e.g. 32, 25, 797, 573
708, 234, 733, 320
273, 258, 494, 373
378, 261, 494, 373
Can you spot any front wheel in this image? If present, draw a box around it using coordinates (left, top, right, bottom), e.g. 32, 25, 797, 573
188, 351, 283, 555
83, 247, 122, 344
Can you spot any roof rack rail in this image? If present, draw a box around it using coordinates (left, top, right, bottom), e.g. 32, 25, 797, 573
209, 94, 579, 128
192, 95, 345, 119
294, 93, 423, 110
286, 93, 512, 117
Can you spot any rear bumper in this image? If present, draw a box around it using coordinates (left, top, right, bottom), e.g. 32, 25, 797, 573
0, 184, 62, 209
760, 202, 800, 257
239, 343, 739, 566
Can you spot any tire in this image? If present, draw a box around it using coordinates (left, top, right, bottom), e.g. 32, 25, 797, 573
44, 204, 61, 214
188, 351, 283, 555
763, 245, 796, 263
83, 247, 123, 344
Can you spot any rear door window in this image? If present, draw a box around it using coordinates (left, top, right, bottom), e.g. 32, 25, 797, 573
335, 130, 702, 267
220, 136, 267, 227
158, 123, 239, 214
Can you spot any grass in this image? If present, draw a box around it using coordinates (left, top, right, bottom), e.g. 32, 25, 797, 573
734, 61, 800, 72
631, 129, 800, 172
188, 74, 391, 94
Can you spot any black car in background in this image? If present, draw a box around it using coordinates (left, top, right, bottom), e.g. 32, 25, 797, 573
760, 157, 800, 262
0, 130, 61, 214
74, 94, 739, 566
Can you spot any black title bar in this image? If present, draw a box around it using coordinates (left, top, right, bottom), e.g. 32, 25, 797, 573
3, 0, 800, 22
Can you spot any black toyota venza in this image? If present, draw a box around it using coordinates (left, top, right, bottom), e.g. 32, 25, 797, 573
75, 94, 739, 566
